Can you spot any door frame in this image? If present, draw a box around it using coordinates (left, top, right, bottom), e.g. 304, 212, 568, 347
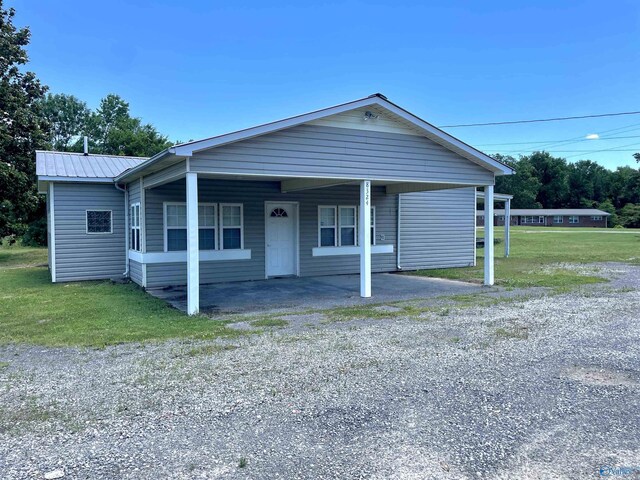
264, 201, 300, 278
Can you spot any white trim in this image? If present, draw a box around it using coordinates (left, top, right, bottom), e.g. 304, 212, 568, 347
396, 194, 402, 270
318, 205, 338, 247
130, 202, 141, 252
38, 176, 114, 183
473, 188, 477, 267
142, 263, 147, 288
85, 210, 113, 234
504, 198, 511, 258
140, 178, 146, 253
129, 249, 252, 264
219, 203, 244, 250
48, 183, 56, 282
312, 244, 393, 257
264, 201, 300, 278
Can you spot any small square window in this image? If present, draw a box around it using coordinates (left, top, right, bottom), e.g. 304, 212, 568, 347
87, 210, 112, 234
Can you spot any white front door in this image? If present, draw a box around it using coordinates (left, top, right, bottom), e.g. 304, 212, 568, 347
266, 203, 297, 277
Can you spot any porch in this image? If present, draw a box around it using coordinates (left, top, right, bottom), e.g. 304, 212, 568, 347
147, 272, 483, 315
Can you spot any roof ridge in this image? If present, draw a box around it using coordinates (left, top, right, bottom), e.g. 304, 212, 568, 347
35, 150, 149, 160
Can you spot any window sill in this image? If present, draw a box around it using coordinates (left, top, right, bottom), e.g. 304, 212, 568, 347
311, 244, 394, 257
129, 249, 251, 264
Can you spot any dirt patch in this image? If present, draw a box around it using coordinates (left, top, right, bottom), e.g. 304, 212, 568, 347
565, 367, 638, 386
372, 305, 403, 313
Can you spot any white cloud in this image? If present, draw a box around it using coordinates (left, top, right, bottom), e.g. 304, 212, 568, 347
585, 133, 600, 140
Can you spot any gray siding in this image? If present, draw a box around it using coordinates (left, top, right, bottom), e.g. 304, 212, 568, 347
129, 260, 143, 286
399, 187, 476, 270
144, 179, 397, 288
53, 182, 126, 282
190, 125, 493, 185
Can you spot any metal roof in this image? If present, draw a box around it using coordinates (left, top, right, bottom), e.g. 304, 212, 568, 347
36, 151, 148, 181
479, 208, 611, 216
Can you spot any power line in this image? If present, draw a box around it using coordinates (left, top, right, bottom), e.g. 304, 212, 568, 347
440, 110, 640, 128
563, 142, 640, 159
477, 134, 640, 147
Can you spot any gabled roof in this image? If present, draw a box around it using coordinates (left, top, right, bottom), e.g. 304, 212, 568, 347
36, 150, 148, 182
480, 208, 611, 216
115, 93, 514, 182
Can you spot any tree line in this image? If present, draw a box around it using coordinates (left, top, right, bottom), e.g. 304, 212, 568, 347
494, 152, 640, 227
1, 0, 639, 247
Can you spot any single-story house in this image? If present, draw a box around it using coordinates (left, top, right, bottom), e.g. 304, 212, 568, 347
37, 94, 513, 314
477, 208, 610, 227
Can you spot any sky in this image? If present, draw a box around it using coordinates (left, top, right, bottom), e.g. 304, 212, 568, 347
11, 0, 640, 169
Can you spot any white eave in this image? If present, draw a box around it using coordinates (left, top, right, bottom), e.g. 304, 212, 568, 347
115, 94, 514, 183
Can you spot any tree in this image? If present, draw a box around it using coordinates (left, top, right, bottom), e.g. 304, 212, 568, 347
83, 94, 171, 157
597, 199, 618, 227
494, 154, 541, 208
567, 160, 611, 208
0, 1, 48, 240
527, 151, 570, 208
619, 203, 640, 228
39, 93, 90, 151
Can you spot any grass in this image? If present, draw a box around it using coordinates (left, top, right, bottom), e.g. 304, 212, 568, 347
0, 245, 246, 348
411, 227, 640, 288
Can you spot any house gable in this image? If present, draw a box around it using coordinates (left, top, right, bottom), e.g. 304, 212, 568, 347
305, 106, 423, 137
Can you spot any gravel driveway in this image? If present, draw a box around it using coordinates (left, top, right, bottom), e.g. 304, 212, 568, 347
1, 264, 639, 479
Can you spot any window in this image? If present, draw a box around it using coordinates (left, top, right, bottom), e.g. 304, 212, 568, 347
339, 206, 356, 246
199, 204, 217, 250
319, 206, 337, 247
569, 216, 579, 224
370, 207, 376, 245
220, 204, 243, 250
130, 203, 141, 251
164, 203, 231, 251
270, 208, 288, 217
591, 215, 602, 221
522, 215, 544, 224
553, 215, 563, 224
318, 206, 376, 247
86, 210, 112, 234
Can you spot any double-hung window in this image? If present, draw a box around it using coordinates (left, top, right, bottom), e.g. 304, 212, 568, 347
591, 215, 602, 221
164, 203, 229, 252
319, 206, 337, 247
339, 206, 357, 246
220, 204, 243, 249
569, 216, 579, 224
553, 215, 563, 224
130, 203, 141, 251
318, 206, 376, 247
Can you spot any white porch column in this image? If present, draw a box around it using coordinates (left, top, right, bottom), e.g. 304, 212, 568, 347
484, 185, 495, 286
359, 180, 372, 297
504, 198, 511, 258
186, 172, 200, 315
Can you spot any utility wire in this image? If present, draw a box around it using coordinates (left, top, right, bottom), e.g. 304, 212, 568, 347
477, 134, 640, 147
440, 110, 640, 128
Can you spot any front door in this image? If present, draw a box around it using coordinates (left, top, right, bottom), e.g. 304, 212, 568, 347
266, 203, 297, 277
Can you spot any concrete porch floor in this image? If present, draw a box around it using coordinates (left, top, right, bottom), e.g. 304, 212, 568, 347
147, 273, 484, 315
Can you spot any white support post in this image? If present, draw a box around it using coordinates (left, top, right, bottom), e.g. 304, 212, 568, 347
484, 185, 495, 286
359, 180, 372, 297
504, 198, 511, 258
186, 173, 200, 315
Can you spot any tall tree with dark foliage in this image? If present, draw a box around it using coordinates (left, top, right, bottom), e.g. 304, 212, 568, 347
0, 0, 49, 242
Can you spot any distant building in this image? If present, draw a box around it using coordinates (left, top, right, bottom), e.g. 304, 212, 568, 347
476, 209, 610, 228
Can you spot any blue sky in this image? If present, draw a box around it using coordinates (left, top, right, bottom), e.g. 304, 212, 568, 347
12, 0, 640, 169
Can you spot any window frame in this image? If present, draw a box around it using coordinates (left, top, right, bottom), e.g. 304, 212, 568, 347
553, 215, 563, 224
86, 209, 113, 235
591, 215, 602, 221
130, 203, 141, 251
219, 203, 244, 250
338, 205, 357, 247
163, 202, 225, 252
318, 206, 337, 247
569, 215, 580, 224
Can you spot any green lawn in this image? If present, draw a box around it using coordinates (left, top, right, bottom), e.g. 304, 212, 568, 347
412, 227, 640, 288
0, 246, 243, 347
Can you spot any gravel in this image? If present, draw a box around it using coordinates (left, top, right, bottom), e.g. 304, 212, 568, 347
1, 264, 640, 479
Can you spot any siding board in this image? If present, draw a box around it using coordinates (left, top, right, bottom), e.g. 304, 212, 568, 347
400, 188, 476, 270
53, 183, 126, 282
